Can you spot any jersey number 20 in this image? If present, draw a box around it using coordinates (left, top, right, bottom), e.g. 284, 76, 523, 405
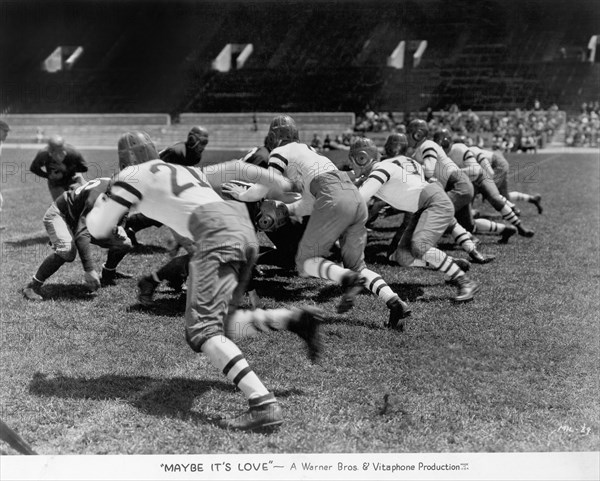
150, 163, 209, 196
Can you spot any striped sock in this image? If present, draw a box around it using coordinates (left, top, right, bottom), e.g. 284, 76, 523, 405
450, 221, 476, 253
302, 257, 346, 283
500, 203, 521, 227
474, 218, 507, 234
225, 308, 295, 341
421, 248, 464, 282
360, 268, 397, 303
201, 335, 269, 399
509, 192, 532, 202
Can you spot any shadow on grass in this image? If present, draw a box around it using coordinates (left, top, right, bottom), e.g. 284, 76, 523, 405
3, 233, 49, 247
364, 243, 391, 262
128, 296, 186, 316
388, 283, 427, 302
321, 315, 386, 331
247, 279, 308, 302
29, 372, 304, 425
128, 244, 168, 255
35, 283, 98, 301
314, 281, 430, 304
252, 267, 298, 279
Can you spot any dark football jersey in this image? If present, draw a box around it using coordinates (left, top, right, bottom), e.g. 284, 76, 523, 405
30, 145, 88, 187
54, 177, 111, 227
159, 142, 202, 166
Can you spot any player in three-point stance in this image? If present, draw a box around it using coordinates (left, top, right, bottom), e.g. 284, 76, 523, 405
406, 120, 495, 264
470, 145, 543, 215
222, 114, 411, 329
348, 137, 481, 304
434, 129, 521, 244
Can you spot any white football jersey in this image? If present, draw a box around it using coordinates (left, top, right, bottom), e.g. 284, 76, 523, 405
448, 143, 482, 182
468, 146, 496, 179
359, 156, 426, 213
269, 142, 336, 193
412, 140, 461, 189
90, 159, 222, 240
268, 141, 337, 215
469, 146, 493, 164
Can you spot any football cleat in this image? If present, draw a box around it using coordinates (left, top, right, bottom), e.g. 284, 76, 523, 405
469, 250, 495, 264
451, 257, 471, 273
530, 194, 543, 214
498, 225, 518, 244
218, 392, 283, 431
137, 276, 158, 306
337, 271, 366, 314
517, 225, 535, 238
22, 284, 43, 301
101, 267, 133, 287
288, 306, 323, 361
386, 296, 411, 331
453, 276, 480, 303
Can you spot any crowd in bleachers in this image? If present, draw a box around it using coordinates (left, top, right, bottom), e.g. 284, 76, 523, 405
352, 101, 572, 152
564, 101, 600, 148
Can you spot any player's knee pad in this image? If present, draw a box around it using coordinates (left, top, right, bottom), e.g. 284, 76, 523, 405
410, 238, 433, 259
55, 244, 77, 262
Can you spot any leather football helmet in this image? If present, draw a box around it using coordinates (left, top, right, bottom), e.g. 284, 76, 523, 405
349, 137, 379, 168
433, 128, 453, 151
383, 133, 409, 158
255, 199, 289, 232
186, 125, 209, 154
265, 114, 299, 151
117, 131, 159, 169
406, 119, 429, 144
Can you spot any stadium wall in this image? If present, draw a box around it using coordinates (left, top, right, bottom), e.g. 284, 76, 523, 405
1, 112, 356, 151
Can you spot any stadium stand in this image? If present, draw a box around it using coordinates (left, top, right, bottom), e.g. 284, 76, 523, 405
1, 0, 598, 149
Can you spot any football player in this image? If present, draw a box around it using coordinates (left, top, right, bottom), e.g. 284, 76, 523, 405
21, 177, 133, 301
469, 145, 543, 215
362, 133, 409, 224
349, 137, 480, 303
435, 129, 524, 243
222, 114, 411, 329
87, 131, 322, 432
124, 126, 211, 246
29, 135, 88, 201
160, 125, 209, 167
406, 120, 495, 263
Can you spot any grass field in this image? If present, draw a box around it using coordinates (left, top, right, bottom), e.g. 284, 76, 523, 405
0, 147, 598, 455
